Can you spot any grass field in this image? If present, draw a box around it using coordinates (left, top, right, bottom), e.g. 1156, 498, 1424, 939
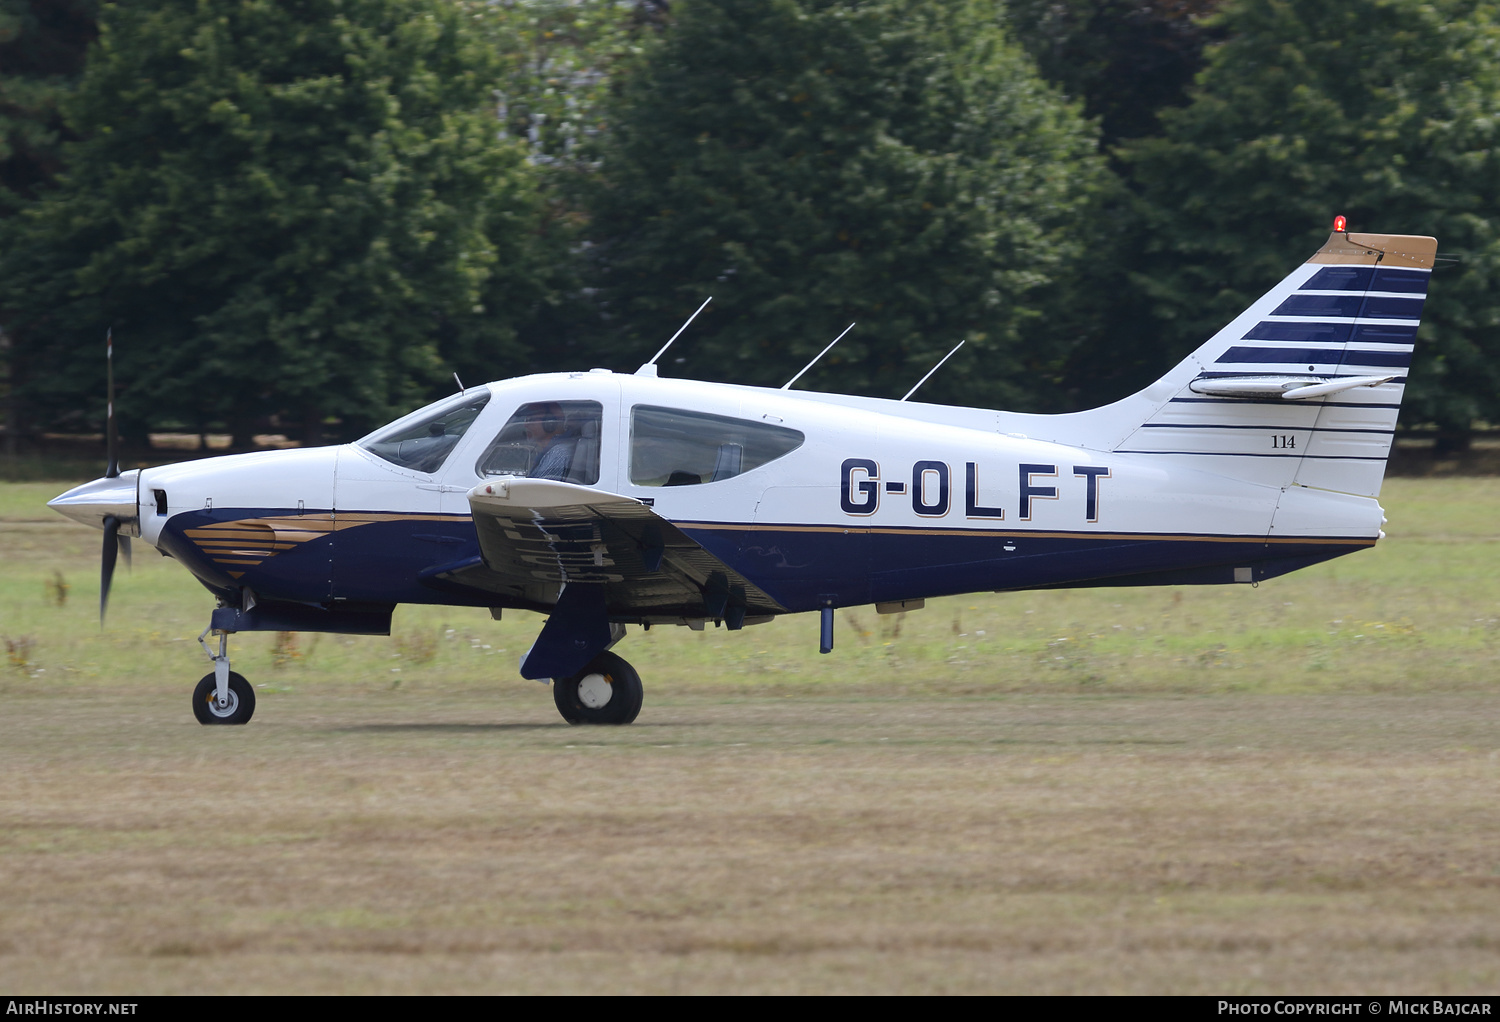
1, 477, 1498, 993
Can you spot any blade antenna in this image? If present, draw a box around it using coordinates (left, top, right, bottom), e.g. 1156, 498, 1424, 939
900, 340, 966, 402
453, 372, 466, 395
782, 323, 856, 390
104, 328, 119, 478
635, 297, 711, 377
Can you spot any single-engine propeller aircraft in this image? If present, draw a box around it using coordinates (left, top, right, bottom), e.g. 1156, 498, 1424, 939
50, 222, 1436, 726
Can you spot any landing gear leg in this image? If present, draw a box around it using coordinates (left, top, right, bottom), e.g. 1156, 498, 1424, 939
193, 627, 256, 725
553, 651, 643, 726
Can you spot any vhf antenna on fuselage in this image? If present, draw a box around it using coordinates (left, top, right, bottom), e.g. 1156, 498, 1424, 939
782, 322, 856, 390
635, 297, 712, 377
900, 340, 965, 402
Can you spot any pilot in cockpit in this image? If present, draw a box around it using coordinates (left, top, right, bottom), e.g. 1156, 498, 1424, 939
522, 401, 577, 480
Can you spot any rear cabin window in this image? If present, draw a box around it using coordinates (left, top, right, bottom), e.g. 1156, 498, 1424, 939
473, 400, 603, 485
358, 391, 491, 473
630, 405, 804, 487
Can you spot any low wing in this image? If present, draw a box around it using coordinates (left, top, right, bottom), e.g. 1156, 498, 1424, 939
425, 477, 783, 623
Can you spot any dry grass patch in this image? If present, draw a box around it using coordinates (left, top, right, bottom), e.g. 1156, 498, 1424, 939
0, 688, 1497, 993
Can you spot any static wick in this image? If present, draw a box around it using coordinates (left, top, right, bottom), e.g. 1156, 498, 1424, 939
901, 340, 965, 402
782, 323, 856, 390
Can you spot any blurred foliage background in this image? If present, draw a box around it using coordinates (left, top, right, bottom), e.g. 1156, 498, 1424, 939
2, 0, 1497, 453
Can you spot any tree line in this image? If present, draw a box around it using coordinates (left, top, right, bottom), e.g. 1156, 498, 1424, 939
2, 0, 1497, 452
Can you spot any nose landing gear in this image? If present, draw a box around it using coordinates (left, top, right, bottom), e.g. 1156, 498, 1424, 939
193, 627, 256, 725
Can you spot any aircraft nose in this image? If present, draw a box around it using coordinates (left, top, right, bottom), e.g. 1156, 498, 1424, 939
48, 472, 141, 534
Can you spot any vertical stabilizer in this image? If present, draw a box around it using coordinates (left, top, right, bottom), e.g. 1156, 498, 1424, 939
1113, 230, 1437, 497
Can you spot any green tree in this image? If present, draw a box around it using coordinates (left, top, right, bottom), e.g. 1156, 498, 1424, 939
1, 0, 549, 447
491, 0, 646, 169
477, 0, 658, 365
0, 0, 97, 455
0, 0, 97, 214
1005, 0, 1225, 150
1122, 0, 1500, 441
578, 0, 1106, 410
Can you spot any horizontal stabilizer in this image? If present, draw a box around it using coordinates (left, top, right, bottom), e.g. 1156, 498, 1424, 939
1188, 375, 1397, 400
1279, 375, 1398, 400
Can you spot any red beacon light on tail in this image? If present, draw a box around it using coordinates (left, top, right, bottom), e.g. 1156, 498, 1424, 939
1333, 214, 1348, 232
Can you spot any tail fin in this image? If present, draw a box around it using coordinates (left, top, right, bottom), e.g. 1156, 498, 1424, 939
1112, 229, 1437, 497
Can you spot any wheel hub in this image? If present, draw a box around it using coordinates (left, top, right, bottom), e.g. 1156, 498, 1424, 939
207, 689, 239, 717
576, 672, 613, 708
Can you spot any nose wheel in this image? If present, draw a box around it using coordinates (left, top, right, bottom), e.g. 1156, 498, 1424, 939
193, 671, 256, 725
193, 626, 256, 725
553, 651, 643, 725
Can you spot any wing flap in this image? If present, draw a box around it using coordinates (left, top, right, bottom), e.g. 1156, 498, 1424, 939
460, 478, 783, 619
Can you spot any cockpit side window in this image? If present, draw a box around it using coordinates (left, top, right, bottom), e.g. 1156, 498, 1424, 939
474, 400, 603, 485
357, 391, 491, 473
630, 405, 804, 487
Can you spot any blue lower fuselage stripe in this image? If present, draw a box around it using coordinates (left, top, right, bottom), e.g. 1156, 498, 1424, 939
690, 526, 1368, 611
162, 509, 1374, 618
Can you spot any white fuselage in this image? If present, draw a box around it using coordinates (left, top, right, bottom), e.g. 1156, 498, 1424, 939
56, 371, 1379, 621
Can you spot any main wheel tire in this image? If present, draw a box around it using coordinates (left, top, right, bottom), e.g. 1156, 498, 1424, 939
192, 671, 256, 725
552, 651, 643, 725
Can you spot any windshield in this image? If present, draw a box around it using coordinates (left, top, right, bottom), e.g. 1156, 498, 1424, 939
358, 391, 492, 473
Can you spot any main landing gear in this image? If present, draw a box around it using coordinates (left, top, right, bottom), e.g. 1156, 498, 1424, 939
552, 650, 643, 725
193, 627, 256, 725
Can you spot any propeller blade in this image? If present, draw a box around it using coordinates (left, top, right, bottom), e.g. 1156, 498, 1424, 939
101, 515, 119, 624
119, 534, 132, 570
